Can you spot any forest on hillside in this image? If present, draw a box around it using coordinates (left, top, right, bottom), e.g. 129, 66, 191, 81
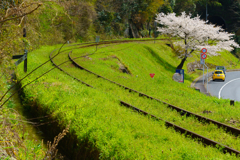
1, 0, 240, 67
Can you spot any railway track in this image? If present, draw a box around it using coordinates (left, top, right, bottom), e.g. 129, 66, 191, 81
49, 39, 240, 156
68, 43, 240, 137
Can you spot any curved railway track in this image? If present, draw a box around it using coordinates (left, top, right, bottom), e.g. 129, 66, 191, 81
68, 42, 240, 137
49, 39, 240, 156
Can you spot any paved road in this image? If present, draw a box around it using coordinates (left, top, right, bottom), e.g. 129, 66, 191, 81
208, 71, 240, 101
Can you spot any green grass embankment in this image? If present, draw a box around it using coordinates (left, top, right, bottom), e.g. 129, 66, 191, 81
70, 41, 240, 124
53, 41, 240, 151
15, 40, 240, 159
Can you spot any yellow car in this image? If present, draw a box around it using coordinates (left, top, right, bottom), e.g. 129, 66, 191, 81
212, 70, 225, 81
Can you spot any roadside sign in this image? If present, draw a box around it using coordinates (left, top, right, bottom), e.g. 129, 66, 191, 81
95, 36, 100, 43
201, 48, 207, 53
201, 53, 207, 59
175, 69, 184, 83
96, 36, 100, 51
200, 58, 205, 64
14, 25, 28, 72
15, 53, 27, 66
150, 73, 155, 78
12, 55, 24, 59
200, 53, 205, 64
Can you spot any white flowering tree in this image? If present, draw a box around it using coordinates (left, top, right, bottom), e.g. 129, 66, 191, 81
155, 12, 240, 69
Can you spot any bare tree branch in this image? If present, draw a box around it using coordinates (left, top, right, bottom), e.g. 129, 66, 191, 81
0, 3, 42, 24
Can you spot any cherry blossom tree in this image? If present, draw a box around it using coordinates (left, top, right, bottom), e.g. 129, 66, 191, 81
155, 12, 240, 69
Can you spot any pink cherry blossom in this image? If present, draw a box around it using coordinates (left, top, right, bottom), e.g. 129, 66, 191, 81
155, 12, 239, 59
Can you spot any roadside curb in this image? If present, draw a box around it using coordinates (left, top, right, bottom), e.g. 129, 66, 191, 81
191, 71, 211, 88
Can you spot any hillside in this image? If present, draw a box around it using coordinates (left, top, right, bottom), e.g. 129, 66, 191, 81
13, 39, 240, 159
2, 0, 240, 66
2, 0, 240, 159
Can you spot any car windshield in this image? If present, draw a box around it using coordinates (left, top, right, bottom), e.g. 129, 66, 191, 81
216, 66, 225, 70
215, 71, 223, 74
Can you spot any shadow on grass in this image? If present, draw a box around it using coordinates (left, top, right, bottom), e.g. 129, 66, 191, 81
143, 46, 193, 81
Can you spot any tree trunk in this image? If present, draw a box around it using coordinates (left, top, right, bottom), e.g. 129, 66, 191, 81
176, 57, 187, 70
129, 19, 141, 38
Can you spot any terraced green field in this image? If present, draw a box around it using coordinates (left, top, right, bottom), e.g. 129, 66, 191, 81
15, 39, 240, 159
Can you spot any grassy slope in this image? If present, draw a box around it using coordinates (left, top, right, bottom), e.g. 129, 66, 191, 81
15, 41, 240, 159
67, 41, 240, 150
71, 41, 240, 124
